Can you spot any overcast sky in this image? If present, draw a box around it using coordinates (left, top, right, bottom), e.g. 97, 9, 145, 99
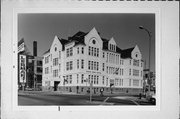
18, 13, 155, 72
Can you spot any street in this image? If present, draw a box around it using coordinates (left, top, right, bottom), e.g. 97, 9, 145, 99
18, 91, 154, 106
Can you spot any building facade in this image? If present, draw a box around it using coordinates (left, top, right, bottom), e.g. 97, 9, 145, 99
18, 39, 43, 90
42, 28, 144, 94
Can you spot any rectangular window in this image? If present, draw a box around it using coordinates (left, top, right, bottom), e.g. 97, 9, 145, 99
97, 76, 99, 84
94, 75, 96, 84
133, 79, 139, 86
129, 79, 131, 86
94, 48, 96, 56
115, 79, 119, 86
81, 74, 84, 84
77, 60, 79, 69
88, 61, 91, 70
91, 61, 93, 70
67, 47, 73, 57
66, 62, 69, 71
91, 47, 93, 56
70, 61, 73, 70
97, 62, 99, 70
97, 48, 99, 57
133, 59, 139, 66
88, 75, 91, 83
66, 61, 73, 70
107, 53, 109, 62
66, 75, 69, 84
70, 47, 73, 56
82, 47, 84, 54
91, 75, 93, 84
77, 47, 79, 54
69, 75, 72, 84
129, 69, 131, 75
102, 63, 105, 71
103, 52, 105, 58
94, 62, 96, 70
133, 69, 139, 76
106, 78, 108, 86
89, 46, 91, 55
102, 76, 105, 85
77, 74, 79, 84
106, 66, 108, 74
66, 48, 69, 57
81, 59, 84, 69
53, 58, 58, 66
53, 69, 58, 77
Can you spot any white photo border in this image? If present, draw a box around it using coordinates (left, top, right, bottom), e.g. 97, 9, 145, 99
1, 1, 179, 119
13, 7, 161, 112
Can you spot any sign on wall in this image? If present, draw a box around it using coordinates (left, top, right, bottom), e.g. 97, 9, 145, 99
19, 55, 26, 83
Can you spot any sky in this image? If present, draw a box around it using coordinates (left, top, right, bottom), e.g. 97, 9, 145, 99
18, 13, 155, 72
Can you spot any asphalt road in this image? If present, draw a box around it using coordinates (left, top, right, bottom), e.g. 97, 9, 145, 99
18, 94, 153, 106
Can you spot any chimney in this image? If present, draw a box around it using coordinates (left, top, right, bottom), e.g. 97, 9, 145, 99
33, 41, 37, 56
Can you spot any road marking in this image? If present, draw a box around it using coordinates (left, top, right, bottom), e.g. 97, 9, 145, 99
103, 97, 110, 103
129, 99, 139, 105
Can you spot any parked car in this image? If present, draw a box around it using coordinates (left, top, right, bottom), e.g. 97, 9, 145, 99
149, 94, 156, 105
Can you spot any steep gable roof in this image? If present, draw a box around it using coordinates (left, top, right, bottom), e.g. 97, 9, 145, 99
43, 49, 50, 55
121, 47, 135, 58
58, 38, 69, 50
70, 31, 87, 46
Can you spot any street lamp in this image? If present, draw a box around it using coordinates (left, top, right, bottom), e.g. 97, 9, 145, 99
139, 26, 152, 95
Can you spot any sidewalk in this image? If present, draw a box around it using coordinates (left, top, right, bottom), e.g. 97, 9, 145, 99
18, 90, 84, 96
18, 90, 141, 97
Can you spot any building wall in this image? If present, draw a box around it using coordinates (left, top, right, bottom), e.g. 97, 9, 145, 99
42, 29, 143, 94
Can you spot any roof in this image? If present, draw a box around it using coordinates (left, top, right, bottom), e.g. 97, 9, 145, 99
121, 47, 135, 58
43, 49, 50, 55
43, 29, 136, 59
116, 46, 122, 54
18, 38, 24, 46
58, 38, 69, 51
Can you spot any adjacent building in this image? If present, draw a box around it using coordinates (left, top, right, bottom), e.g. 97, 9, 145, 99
42, 27, 144, 94
18, 39, 43, 90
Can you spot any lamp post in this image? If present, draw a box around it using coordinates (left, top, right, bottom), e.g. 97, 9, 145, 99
139, 26, 152, 95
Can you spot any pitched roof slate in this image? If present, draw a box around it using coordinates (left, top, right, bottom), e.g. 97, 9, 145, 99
44, 29, 135, 59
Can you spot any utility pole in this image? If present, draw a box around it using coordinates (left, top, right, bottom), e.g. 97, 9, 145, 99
139, 26, 152, 95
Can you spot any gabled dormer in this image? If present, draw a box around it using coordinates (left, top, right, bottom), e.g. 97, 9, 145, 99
108, 37, 116, 52
50, 36, 63, 54
131, 45, 142, 60
84, 27, 103, 50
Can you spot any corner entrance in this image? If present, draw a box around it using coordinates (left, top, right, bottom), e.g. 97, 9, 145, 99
54, 81, 60, 91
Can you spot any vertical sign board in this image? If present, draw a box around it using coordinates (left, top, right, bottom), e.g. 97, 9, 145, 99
19, 54, 26, 83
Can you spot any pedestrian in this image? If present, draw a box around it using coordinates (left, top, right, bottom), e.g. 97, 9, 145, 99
139, 93, 142, 99
100, 88, 104, 97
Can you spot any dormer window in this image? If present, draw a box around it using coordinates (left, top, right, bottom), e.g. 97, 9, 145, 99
55, 47, 57, 52
109, 44, 116, 51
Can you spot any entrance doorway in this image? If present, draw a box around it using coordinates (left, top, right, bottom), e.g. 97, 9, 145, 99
54, 81, 60, 91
